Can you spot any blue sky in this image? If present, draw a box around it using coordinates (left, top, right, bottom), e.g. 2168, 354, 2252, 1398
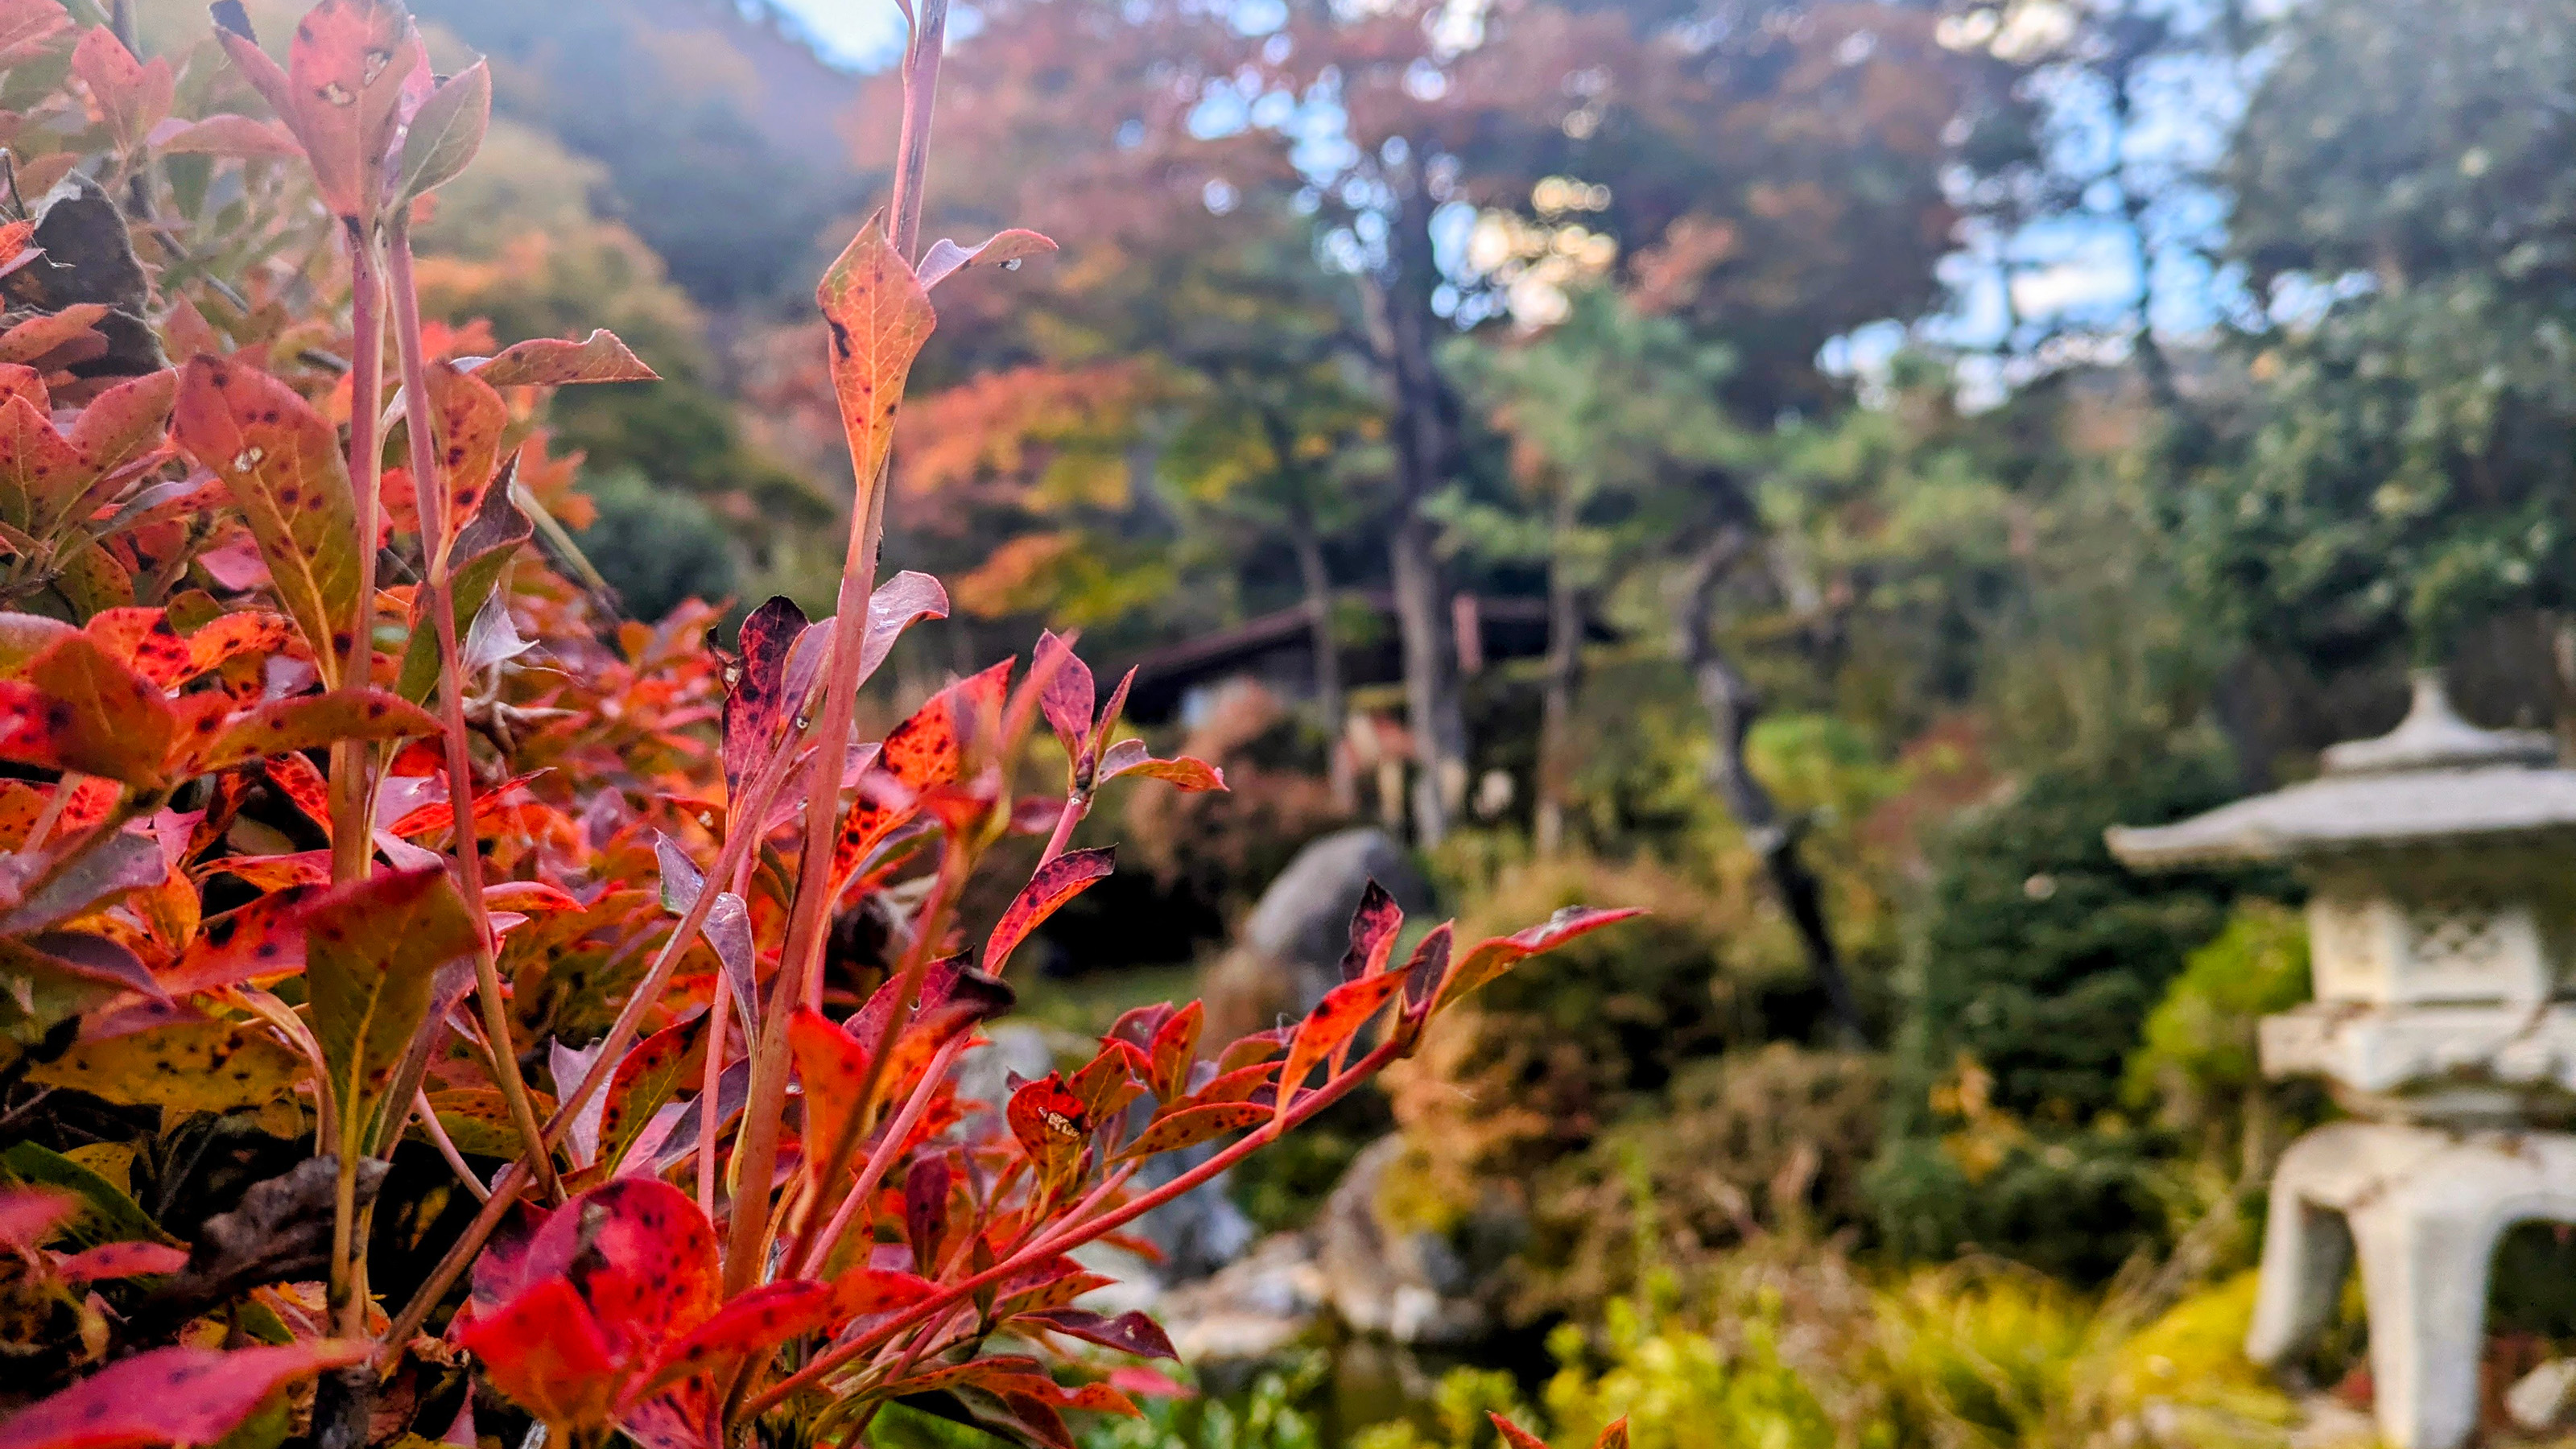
774, 0, 908, 69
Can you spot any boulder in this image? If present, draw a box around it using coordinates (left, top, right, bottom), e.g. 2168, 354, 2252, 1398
1311, 1135, 1497, 1347
1203, 827, 1431, 1045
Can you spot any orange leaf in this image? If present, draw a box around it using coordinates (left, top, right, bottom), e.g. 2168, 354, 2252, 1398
787, 1005, 869, 1170
0, 633, 175, 786
1006, 1071, 1091, 1183
180, 689, 438, 776
71, 27, 172, 153
470, 328, 660, 387
262, 749, 332, 837
1487, 1413, 1549, 1449
414, 361, 507, 554
1431, 906, 1649, 1017
816, 219, 935, 493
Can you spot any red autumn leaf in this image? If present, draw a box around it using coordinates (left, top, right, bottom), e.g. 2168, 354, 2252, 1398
71, 26, 172, 154
1273, 970, 1411, 1123
830, 660, 1009, 890
1187, 1062, 1280, 1108
817, 218, 937, 494
0, 0, 68, 69
1017, 1307, 1177, 1360
454, 1274, 623, 1426
153, 113, 302, 160
788, 1005, 870, 1168
1391, 924, 1453, 1048
382, 770, 544, 840
180, 689, 440, 775
986, 846, 1113, 971
1215, 1024, 1293, 1074
916, 229, 1059, 291
0, 383, 89, 535
469, 329, 660, 387
1339, 879, 1404, 983
721, 595, 807, 799
1146, 999, 1203, 1104
1105, 1001, 1176, 1053
411, 361, 508, 550
52, 1239, 188, 1282
1488, 1413, 1550, 1449
1096, 736, 1225, 793
905, 1157, 954, 1274
0, 1340, 367, 1449
524, 1179, 720, 1358
171, 357, 361, 684
630, 1279, 836, 1402
161, 885, 319, 993
1121, 1102, 1267, 1158
282, 0, 425, 225
0, 632, 175, 786
1067, 1038, 1149, 1121
826, 1264, 938, 1321
1006, 1071, 1092, 1181
1432, 906, 1650, 1016
1593, 1418, 1631, 1449
1034, 629, 1093, 757
0, 1187, 71, 1257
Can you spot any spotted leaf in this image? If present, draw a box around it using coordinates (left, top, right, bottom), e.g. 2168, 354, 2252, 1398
985, 846, 1113, 972
299, 867, 479, 1158
0, 1341, 366, 1449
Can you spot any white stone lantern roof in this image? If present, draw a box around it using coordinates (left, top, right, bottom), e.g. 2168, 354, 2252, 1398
2106, 672, 2574, 870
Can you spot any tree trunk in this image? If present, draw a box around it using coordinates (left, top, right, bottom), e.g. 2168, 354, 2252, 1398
1535, 482, 1582, 856
1364, 156, 1469, 845
1288, 514, 1357, 815
1677, 535, 1868, 1046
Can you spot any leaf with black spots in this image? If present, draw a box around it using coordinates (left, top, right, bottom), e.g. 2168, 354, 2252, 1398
628, 1279, 834, 1403
171, 357, 359, 684
51, 1239, 188, 1283
397, 469, 530, 703
1066, 1038, 1148, 1122
818, 219, 935, 495
299, 868, 478, 1157
26, 1014, 303, 1111
0, 933, 159, 1038
178, 689, 438, 775
904, 1157, 953, 1275
0, 631, 174, 786
722, 596, 807, 799
0, 1340, 366, 1449
830, 661, 1009, 891
1185, 1061, 1278, 1109
1033, 630, 1092, 758
985, 846, 1112, 972
161, 886, 317, 994
278, 0, 426, 225
787, 1006, 869, 1174
598, 1020, 700, 1170
1120, 1102, 1266, 1159
469, 329, 659, 387
1146, 1000, 1202, 1104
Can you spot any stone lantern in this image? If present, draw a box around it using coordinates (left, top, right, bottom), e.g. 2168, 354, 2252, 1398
2107, 672, 2576, 1449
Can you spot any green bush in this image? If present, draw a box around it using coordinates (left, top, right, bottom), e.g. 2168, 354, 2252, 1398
576, 469, 743, 621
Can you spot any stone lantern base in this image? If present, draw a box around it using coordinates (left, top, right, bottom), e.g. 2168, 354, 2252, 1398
2248, 1121, 2576, 1449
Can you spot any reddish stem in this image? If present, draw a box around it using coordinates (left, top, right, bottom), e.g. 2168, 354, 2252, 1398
746, 1034, 1405, 1417
386, 221, 562, 1206
328, 221, 385, 884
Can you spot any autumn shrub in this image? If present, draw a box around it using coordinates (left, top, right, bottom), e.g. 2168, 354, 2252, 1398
0, 6, 1634, 1449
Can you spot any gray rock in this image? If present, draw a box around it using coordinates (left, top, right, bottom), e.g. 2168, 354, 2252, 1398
1206, 828, 1430, 1044
1311, 1136, 1496, 1347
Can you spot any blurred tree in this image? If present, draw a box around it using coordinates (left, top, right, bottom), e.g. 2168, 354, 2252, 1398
2182, 0, 2576, 680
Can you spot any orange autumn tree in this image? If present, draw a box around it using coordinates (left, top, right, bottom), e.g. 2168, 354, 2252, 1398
0, 4, 1635, 1449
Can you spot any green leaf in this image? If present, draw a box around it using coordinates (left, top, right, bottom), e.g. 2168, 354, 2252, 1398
0, 1140, 176, 1249
301, 868, 479, 1158
395, 60, 489, 200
